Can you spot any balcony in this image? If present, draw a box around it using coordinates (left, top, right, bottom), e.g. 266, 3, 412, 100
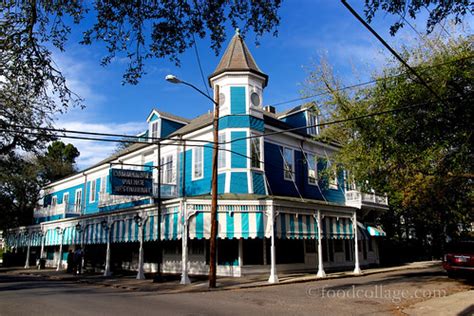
34, 203, 81, 220
345, 190, 388, 210
98, 183, 178, 208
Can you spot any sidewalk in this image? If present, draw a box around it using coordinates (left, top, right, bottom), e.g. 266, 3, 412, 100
3, 261, 441, 294
403, 290, 474, 316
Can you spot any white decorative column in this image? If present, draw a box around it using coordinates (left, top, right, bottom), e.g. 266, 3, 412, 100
136, 215, 147, 280
353, 211, 362, 275
24, 244, 31, 269
180, 203, 190, 284
104, 222, 112, 277
39, 231, 45, 270
268, 204, 279, 283
56, 228, 64, 271
316, 210, 326, 278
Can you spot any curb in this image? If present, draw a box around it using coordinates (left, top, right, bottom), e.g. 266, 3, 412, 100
11, 261, 442, 294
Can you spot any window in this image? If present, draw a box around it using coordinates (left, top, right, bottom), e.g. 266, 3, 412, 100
149, 121, 159, 141
90, 179, 96, 202
100, 176, 107, 193
218, 132, 226, 169
283, 147, 294, 180
74, 189, 82, 213
51, 196, 57, 207
192, 147, 203, 180
250, 134, 262, 169
307, 153, 318, 185
307, 111, 319, 136
327, 160, 338, 189
160, 155, 175, 184
63, 192, 69, 205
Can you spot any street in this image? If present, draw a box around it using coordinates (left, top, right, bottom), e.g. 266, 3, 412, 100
0, 266, 472, 315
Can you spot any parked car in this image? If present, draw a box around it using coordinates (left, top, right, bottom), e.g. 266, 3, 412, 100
443, 240, 474, 278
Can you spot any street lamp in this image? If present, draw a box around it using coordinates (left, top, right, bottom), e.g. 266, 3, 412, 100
165, 74, 219, 288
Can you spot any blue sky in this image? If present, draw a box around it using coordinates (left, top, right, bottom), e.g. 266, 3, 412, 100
52, 1, 472, 168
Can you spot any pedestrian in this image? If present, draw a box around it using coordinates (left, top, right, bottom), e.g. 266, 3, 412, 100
66, 250, 74, 273
74, 247, 84, 275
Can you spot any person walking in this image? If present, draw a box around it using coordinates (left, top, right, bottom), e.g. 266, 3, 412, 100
66, 250, 74, 273
74, 247, 84, 275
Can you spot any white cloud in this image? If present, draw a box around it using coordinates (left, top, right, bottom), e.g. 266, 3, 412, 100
55, 121, 146, 169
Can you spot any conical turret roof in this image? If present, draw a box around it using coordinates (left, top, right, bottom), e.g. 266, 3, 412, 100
208, 29, 268, 87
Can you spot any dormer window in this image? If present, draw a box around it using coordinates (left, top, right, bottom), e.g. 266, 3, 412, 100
150, 121, 159, 141
307, 111, 319, 136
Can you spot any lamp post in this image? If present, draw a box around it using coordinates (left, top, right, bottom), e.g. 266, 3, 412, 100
23, 230, 30, 269
165, 74, 220, 288
55, 227, 64, 271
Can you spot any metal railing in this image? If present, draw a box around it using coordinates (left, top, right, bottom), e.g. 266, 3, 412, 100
345, 190, 388, 208
34, 203, 81, 218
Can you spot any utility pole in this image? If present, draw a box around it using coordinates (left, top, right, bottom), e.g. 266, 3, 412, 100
209, 85, 219, 288
164, 74, 220, 288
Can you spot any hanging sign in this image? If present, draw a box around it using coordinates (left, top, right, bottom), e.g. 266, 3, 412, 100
110, 169, 153, 196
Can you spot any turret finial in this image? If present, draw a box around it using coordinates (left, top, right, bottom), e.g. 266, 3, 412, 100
235, 28, 240, 35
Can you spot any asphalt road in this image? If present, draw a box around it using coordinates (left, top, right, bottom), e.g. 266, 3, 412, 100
0, 266, 472, 316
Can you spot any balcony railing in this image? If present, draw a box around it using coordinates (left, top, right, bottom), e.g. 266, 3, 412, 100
34, 203, 81, 218
345, 190, 388, 209
98, 183, 178, 207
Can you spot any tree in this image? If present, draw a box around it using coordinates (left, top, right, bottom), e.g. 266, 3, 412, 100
363, 0, 472, 35
1, 1, 281, 156
38, 141, 80, 183
307, 35, 473, 258
0, 141, 80, 230
0, 154, 42, 230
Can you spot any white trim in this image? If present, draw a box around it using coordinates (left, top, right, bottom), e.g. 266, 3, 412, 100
74, 189, 82, 214
90, 179, 97, 203
282, 147, 294, 181
307, 152, 318, 186
191, 146, 204, 181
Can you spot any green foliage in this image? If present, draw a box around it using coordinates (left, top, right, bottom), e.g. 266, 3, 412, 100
0, 154, 42, 230
363, 0, 472, 35
308, 36, 473, 256
0, 141, 79, 230
38, 141, 80, 183
0, 1, 281, 156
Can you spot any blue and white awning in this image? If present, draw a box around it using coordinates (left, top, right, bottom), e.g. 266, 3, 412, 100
189, 210, 271, 239
276, 213, 318, 239
367, 225, 386, 237
322, 217, 354, 239
276, 214, 369, 240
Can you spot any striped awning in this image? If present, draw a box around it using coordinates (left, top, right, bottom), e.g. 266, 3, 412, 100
189, 209, 271, 239
367, 225, 386, 237
45, 228, 62, 246
276, 215, 365, 240
160, 209, 182, 240
322, 217, 354, 239
276, 213, 318, 239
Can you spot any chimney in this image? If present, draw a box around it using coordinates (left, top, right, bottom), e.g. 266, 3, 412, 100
263, 105, 276, 114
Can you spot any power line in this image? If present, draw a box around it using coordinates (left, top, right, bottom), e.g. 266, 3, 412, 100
192, 33, 211, 98
268, 54, 473, 108
224, 96, 458, 145
341, 0, 446, 105
3, 55, 471, 145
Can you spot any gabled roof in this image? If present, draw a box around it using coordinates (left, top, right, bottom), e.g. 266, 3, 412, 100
277, 101, 319, 119
169, 112, 214, 137
146, 109, 191, 124
208, 29, 268, 87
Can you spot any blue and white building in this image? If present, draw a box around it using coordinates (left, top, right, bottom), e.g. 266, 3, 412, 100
5, 31, 388, 282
